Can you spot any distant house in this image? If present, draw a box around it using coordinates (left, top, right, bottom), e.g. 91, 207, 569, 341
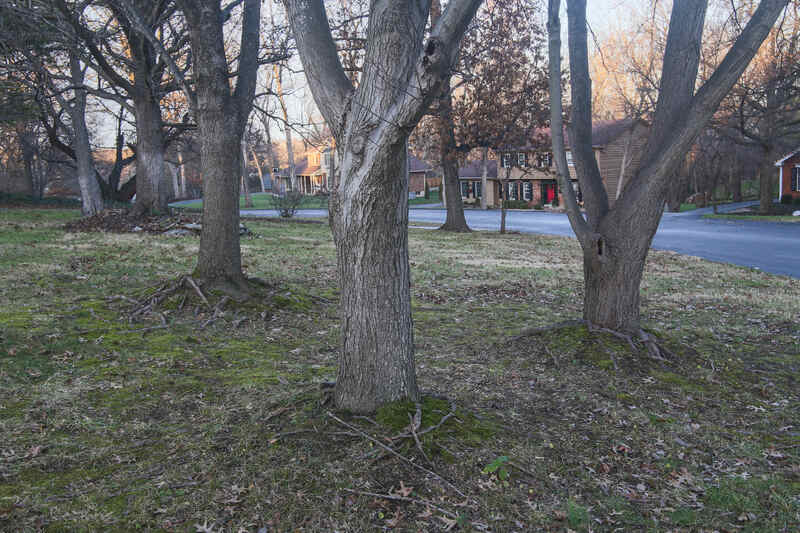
408, 155, 433, 197
276, 147, 335, 194
775, 148, 800, 201
457, 159, 497, 205
479, 118, 649, 208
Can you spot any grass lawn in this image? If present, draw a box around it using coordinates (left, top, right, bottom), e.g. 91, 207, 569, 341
1, 207, 798, 531
179, 190, 441, 212
177, 192, 330, 211
704, 213, 800, 223
409, 189, 441, 205
678, 203, 697, 212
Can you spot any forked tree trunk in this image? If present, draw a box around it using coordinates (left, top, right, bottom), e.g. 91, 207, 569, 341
547, 0, 787, 337
286, 0, 481, 413
331, 142, 418, 412
180, 0, 261, 296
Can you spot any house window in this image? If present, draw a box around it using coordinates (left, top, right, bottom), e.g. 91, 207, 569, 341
517, 152, 527, 167
460, 181, 469, 198
501, 152, 512, 168
566, 151, 574, 166
546, 153, 553, 167
523, 181, 532, 201
507, 182, 517, 200
474, 181, 482, 199
793, 167, 800, 192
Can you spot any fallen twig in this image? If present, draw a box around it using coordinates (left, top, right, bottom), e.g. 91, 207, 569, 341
342, 488, 458, 518
326, 411, 466, 499
184, 276, 210, 308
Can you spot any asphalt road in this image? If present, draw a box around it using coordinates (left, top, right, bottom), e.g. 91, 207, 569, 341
231, 201, 798, 278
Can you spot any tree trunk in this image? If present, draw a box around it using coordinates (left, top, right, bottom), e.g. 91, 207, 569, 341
193, 105, 248, 291
15, 123, 37, 198
68, 55, 103, 216
480, 146, 489, 209
131, 93, 169, 215
241, 137, 252, 208
177, 148, 188, 198
182, 0, 261, 297
275, 65, 296, 192
437, 81, 470, 232
759, 163, 774, 213
583, 242, 645, 333
250, 146, 266, 192
332, 141, 418, 413
730, 151, 742, 202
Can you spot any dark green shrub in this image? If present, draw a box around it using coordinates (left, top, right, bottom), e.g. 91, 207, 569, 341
780, 194, 793, 204
503, 199, 529, 209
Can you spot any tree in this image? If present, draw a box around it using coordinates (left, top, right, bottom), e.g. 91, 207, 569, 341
284, 0, 481, 413
547, 0, 789, 337
55, 0, 194, 215
415, 0, 549, 218
170, 0, 261, 295
0, 0, 106, 214
718, 1, 800, 212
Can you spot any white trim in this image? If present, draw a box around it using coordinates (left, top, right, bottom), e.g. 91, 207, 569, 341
774, 149, 800, 166
779, 166, 783, 201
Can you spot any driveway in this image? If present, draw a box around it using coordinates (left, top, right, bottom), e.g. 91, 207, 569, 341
187, 200, 798, 278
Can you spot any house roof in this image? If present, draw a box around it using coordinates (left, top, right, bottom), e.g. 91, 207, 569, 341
500, 118, 647, 151
458, 159, 497, 179
774, 148, 800, 166
276, 157, 322, 178
409, 154, 431, 173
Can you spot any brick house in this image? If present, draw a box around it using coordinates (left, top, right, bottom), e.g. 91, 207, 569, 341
408, 155, 433, 197
775, 148, 800, 202
459, 119, 650, 208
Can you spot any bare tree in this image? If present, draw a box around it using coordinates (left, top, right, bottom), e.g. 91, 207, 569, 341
170, 0, 262, 296
547, 0, 788, 337
284, 0, 481, 413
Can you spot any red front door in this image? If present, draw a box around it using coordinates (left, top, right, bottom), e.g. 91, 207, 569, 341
544, 183, 556, 203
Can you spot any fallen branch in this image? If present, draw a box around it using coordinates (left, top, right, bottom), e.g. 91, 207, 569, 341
326, 411, 466, 499
342, 488, 458, 519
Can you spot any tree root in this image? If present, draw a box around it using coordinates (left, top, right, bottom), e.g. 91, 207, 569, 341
509, 319, 677, 363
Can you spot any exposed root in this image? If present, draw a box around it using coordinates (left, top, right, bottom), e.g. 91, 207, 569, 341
509, 318, 677, 364
506, 319, 586, 344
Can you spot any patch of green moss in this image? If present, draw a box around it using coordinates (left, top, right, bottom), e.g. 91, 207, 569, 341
375, 396, 497, 449
272, 291, 313, 312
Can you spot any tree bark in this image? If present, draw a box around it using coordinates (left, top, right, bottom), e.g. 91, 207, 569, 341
130, 91, 169, 215
68, 55, 104, 216
583, 242, 646, 333
759, 161, 774, 213
274, 64, 296, 192
480, 146, 489, 209
241, 137, 253, 207
438, 83, 470, 231
332, 141, 418, 412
